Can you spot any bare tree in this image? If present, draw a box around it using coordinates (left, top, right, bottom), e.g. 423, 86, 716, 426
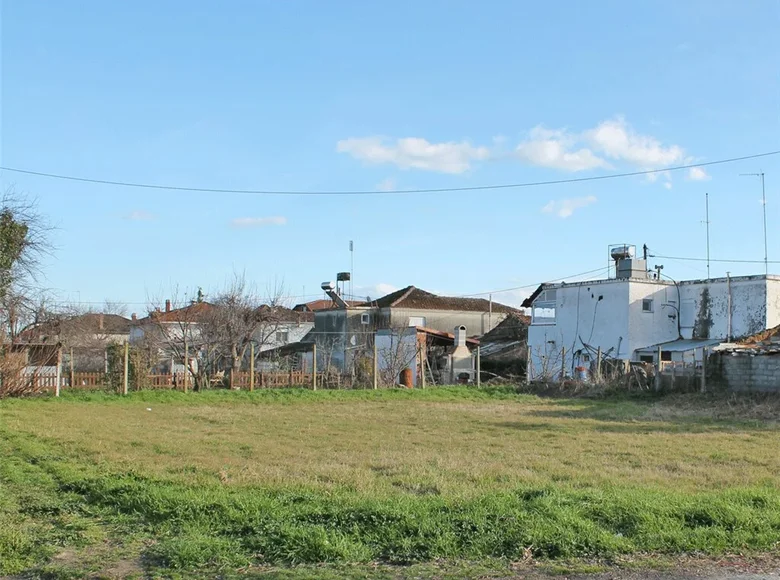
376, 325, 425, 387
0, 189, 53, 397
204, 274, 288, 375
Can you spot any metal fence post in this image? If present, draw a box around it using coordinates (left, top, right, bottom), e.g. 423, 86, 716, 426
526, 345, 532, 385
373, 340, 378, 390
655, 346, 662, 391
476, 347, 481, 387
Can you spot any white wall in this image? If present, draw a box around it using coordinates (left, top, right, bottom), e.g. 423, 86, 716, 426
767, 279, 780, 330
253, 322, 314, 352
677, 277, 770, 340
627, 282, 679, 354
375, 328, 419, 386
528, 280, 634, 378
387, 308, 506, 336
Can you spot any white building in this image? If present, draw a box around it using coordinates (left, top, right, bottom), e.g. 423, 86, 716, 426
523, 245, 780, 378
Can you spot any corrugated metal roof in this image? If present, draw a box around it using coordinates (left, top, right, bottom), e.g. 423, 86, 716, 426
635, 338, 723, 353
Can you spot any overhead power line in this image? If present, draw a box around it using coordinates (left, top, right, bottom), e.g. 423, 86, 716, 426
1, 150, 779, 196
459, 266, 611, 297
649, 253, 780, 265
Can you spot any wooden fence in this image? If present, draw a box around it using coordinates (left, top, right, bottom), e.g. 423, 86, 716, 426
19, 370, 359, 393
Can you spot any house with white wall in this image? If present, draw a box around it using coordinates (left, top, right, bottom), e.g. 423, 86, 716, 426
309, 284, 518, 373
523, 245, 780, 378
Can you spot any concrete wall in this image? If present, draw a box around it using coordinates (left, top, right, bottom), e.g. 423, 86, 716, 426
712, 353, 780, 392
375, 328, 419, 386
385, 308, 506, 336
312, 308, 373, 371
766, 279, 780, 329
528, 280, 634, 378
678, 277, 770, 340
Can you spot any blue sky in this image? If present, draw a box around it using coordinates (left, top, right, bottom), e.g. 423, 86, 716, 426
1, 0, 778, 312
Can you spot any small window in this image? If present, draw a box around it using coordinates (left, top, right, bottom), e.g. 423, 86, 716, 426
642, 299, 653, 313
408, 316, 426, 327
276, 331, 289, 344
360, 313, 370, 325
661, 351, 672, 362
639, 355, 654, 363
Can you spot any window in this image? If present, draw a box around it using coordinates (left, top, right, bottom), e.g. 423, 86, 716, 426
639, 355, 654, 363
531, 289, 557, 325
276, 331, 289, 344
642, 299, 653, 313
408, 316, 426, 327
661, 351, 672, 362
360, 313, 370, 325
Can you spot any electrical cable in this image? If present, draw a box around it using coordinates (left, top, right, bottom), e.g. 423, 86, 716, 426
2, 150, 778, 196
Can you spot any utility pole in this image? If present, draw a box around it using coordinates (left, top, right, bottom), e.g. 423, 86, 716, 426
704, 193, 711, 279
740, 172, 768, 274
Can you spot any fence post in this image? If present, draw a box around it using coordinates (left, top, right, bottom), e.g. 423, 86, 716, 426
55, 347, 62, 397
655, 346, 662, 391
596, 347, 602, 383
69, 347, 75, 388
560, 347, 566, 382
183, 338, 189, 393
312, 344, 317, 391
373, 340, 378, 390
476, 346, 481, 387
249, 342, 255, 392
122, 342, 129, 396
526, 345, 532, 385
289, 366, 293, 387
700, 348, 707, 393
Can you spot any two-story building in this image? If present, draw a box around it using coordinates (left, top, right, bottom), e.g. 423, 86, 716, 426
308, 284, 519, 373
523, 245, 780, 378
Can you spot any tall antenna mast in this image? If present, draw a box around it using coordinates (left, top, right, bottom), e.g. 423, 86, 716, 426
349, 240, 354, 298
740, 172, 769, 275
705, 193, 711, 279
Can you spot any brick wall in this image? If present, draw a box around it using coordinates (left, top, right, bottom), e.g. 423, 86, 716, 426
710, 353, 780, 392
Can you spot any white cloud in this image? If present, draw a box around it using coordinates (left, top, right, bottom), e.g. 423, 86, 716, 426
515, 126, 610, 172
230, 216, 287, 228
336, 136, 489, 174
584, 117, 685, 168
687, 167, 710, 181
664, 182, 673, 190
541, 195, 598, 218
376, 178, 397, 191
338, 117, 692, 183
124, 210, 155, 221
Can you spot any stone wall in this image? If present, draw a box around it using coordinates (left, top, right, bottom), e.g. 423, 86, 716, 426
710, 353, 780, 392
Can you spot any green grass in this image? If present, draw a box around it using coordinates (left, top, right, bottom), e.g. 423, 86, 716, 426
1, 387, 779, 578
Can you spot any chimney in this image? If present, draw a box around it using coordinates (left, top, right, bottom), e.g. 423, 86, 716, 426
454, 325, 467, 348
165, 299, 171, 313
98, 313, 104, 330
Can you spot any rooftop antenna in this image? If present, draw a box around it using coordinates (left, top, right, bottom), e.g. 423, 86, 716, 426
740, 172, 768, 275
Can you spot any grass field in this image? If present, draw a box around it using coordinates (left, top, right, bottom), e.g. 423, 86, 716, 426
1, 387, 779, 578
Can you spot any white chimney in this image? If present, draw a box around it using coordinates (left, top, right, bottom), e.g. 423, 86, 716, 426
450, 325, 474, 383
454, 325, 467, 348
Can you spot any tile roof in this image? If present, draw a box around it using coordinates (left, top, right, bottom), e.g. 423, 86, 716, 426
364, 286, 520, 314
17, 313, 132, 343
292, 299, 363, 312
